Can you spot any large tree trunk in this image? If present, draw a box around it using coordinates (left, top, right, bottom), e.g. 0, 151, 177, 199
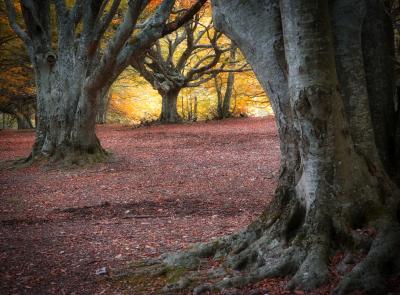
122, 1, 400, 294
362, 0, 397, 176
159, 88, 182, 123
31, 53, 107, 165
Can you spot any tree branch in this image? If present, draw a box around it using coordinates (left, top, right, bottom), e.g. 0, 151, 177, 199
86, 0, 150, 90
70, 0, 85, 27
92, 0, 122, 44
161, 0, 208, 37
4, 0, 32, 50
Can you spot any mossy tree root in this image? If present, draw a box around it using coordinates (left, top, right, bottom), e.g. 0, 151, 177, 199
116, 188, 400, 295
17, 142, 110, 167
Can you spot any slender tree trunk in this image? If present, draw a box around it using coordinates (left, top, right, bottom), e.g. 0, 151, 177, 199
221, 73, 234, 118
222, 46, 237, 119
215, 77, 224, 118
193, 96, 198, 122
96, 89, 110, 124
159, 88, 182, 123
215, 46, 236, 119
16, 112, 33, 129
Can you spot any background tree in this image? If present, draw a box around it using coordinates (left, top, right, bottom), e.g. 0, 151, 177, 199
0, 3, 35, 129
131, 13, 248, 123
4, 0, 206, 164
214, 43, 236, 119
96, 88, 110, 124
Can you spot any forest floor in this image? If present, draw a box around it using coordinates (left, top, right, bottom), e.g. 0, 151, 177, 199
1, 118, 397, 295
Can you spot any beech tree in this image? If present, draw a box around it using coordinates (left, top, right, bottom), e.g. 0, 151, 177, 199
126, 1, 400, 294
131, 14, 248, 123
0, 4, 35, 129
214, 44, 236, 119
0, 95, 35, 129
95, 89, 110, 124
4, 0, 206, 164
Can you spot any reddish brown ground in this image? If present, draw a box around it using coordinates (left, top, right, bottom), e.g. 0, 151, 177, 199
0, 118, 280, 294
1, 118, 397, 295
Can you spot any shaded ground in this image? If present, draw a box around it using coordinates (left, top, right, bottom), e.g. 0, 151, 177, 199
0, 118, 281, 294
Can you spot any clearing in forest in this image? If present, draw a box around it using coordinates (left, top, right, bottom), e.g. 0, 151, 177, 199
0, 118, 281, 294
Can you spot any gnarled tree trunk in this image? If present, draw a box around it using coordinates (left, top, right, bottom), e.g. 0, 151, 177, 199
31, 52, 107, 164
5, 0, 201, 165
159, 88, 182, 123
123, 1, 400, 294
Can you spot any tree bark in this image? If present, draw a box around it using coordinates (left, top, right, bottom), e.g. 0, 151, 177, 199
216, 73, 235, 119
362, 0, 397, 175
159, 89, 182, 123
5, 0, 194, 165
30, 52, 108, 165
124, 1, 400, 294
96, 89, 110, 124
193, 95, 198, 122
16, 112, 33, 129
212, 0, 300, 198
216, 45, 237, 119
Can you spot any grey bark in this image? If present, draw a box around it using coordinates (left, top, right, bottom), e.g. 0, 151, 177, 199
331, 0, 379, 160
5, 0, 197, 163
96, 89, 110, 124
131, 15, 248, 123
126, 1, 400, 294
159, 88, 182, 123
0, 96, 35, 130
207, 1, 399, 293
216, 44, 236, 119
16, 112, 33, 129
362, 0, 397, 174
212, 0, 300, 188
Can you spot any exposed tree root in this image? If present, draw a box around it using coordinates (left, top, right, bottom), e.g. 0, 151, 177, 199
159, 113, 183, 124
113, 188, 400, 295
334, 222, 400, 295
14, 143, 110, 168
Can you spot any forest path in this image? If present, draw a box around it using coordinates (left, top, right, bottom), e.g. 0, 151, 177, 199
0, 118, 280, 295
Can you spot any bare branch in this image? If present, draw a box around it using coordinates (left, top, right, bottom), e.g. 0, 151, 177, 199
53, 0, 69, 21
87, 0, 150, 90
92, 0, 122, 44
161, 0, 208, 37
4, 0, 32, 49
20, 0, 45, 32
70, 0, 85, 26
186, 74, 216, 87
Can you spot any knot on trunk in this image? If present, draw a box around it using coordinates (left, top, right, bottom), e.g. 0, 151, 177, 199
45, 52, 57, 66
154, 73, 184, 92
